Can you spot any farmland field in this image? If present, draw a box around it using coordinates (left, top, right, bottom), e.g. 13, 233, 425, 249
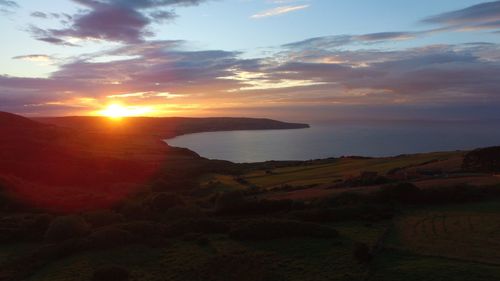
388, 202, 500, 265
237, 151, 463, 189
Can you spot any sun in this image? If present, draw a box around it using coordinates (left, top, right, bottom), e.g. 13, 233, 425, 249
99, 104, 152, 118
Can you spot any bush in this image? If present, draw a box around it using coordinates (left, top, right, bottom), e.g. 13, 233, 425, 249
151, 179, 195, 192
229, 219, 338, 241
215, 191, 246, 213
149, 192, 185, 212
372, 183, 422, 204
216, 191, 294, 215
463, 146, 500, 172
18, 214, 53, 241
117, 199, 154, 220
342, 171, 390, 187
115, 221, 163, 241
292, 205, 394, 223
44, 216, 89, 242
418, 184, 500, 204
35, 238, 87, 260
88, 227, 132, 249
196, 252, 282, 281
313, 192, 368, 208
162, 206, 203, 221
84, 211, 124, 228
353, 242, 372, 263
164, 219, 229, 237
92, 265, 130, 281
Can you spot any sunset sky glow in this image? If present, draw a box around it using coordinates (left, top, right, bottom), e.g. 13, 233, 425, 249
1, 0, 500, 121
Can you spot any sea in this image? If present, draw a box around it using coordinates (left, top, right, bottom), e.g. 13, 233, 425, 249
165, 120, 500, 163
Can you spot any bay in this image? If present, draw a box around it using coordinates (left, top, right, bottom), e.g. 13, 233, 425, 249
165, 120, 500, 163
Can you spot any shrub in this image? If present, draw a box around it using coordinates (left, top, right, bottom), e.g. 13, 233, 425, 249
216, 191, 294, 215
162, 206, 203, 221
292, 205, 394, 223
18, 214, 53, 242
115, 221, 163, 241
35, 238, 87, 260
342, 171, 390, 187
44, 216, 89, 242
84, 211, 124, 228
353, 242, 372, 263
151, 179, 195, 192
88, 227, 132, 249
313, 192, 368, 208
418, 184, 500, 204
116, 199, 152, 220
372, 183, 422, 204
164, 219, 229, 237
463, 146, 500, 172
196, 252, 282, 281
31, 214, 53, 230
92, 265, 130, 281
149, 192, 185, 212
229, 219, 338, 241
215, 191, 246, 213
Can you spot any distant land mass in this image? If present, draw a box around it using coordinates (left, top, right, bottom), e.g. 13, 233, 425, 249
35, 116, 310, 138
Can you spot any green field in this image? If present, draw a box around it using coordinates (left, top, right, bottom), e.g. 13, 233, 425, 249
387, 202, 500, 265
245, 152, 462, 189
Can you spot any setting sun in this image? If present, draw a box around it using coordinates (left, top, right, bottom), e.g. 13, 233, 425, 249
99, 104, 152, 118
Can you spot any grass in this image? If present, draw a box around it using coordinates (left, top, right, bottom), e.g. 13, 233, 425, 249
235, 151, 462, 189
370, 249, 500, 281
387, 201, 500, 265
15, 201, 500, 281
0, 243, 38, 264
26, 245, 166, 281
23, 221, 391, 281
200, 174, 248, 191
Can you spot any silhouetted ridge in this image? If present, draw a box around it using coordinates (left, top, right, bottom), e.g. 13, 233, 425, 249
0, 111, 41, 130
35, 116, 310, 138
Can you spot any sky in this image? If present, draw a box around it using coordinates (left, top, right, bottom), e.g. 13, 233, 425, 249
0, 0, 499, 121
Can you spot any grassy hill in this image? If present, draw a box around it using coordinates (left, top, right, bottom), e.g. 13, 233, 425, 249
1, 112, 500, 281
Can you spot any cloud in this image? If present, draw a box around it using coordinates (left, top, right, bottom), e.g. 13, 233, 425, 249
12, 54, 53, 62
0, 0, 18, 7
0, 0, 18, 14
422, 1, 500, 32
4, 1, 500, 118
356, 32, 417, 41
31, 0, 211, 44
52, 4, 151, 43
272, 43, 500, 107
2, 39, 500, 119
31, 11, 48, 18
282, 2, 500, 51
283, 31, 419, 50
251, 4, 309, 19
29, 26, 80, 46
149, 10, 177, 23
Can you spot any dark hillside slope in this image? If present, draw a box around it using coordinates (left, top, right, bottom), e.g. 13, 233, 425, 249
35, 116, 309, 138
0, 113, 195, 211
0, 111, 41, 129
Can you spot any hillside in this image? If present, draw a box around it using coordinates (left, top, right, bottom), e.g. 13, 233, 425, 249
0, 111, 41, 130
0, 113, 307, 212
35, 116, 310, 138
1, 112, 500, 281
